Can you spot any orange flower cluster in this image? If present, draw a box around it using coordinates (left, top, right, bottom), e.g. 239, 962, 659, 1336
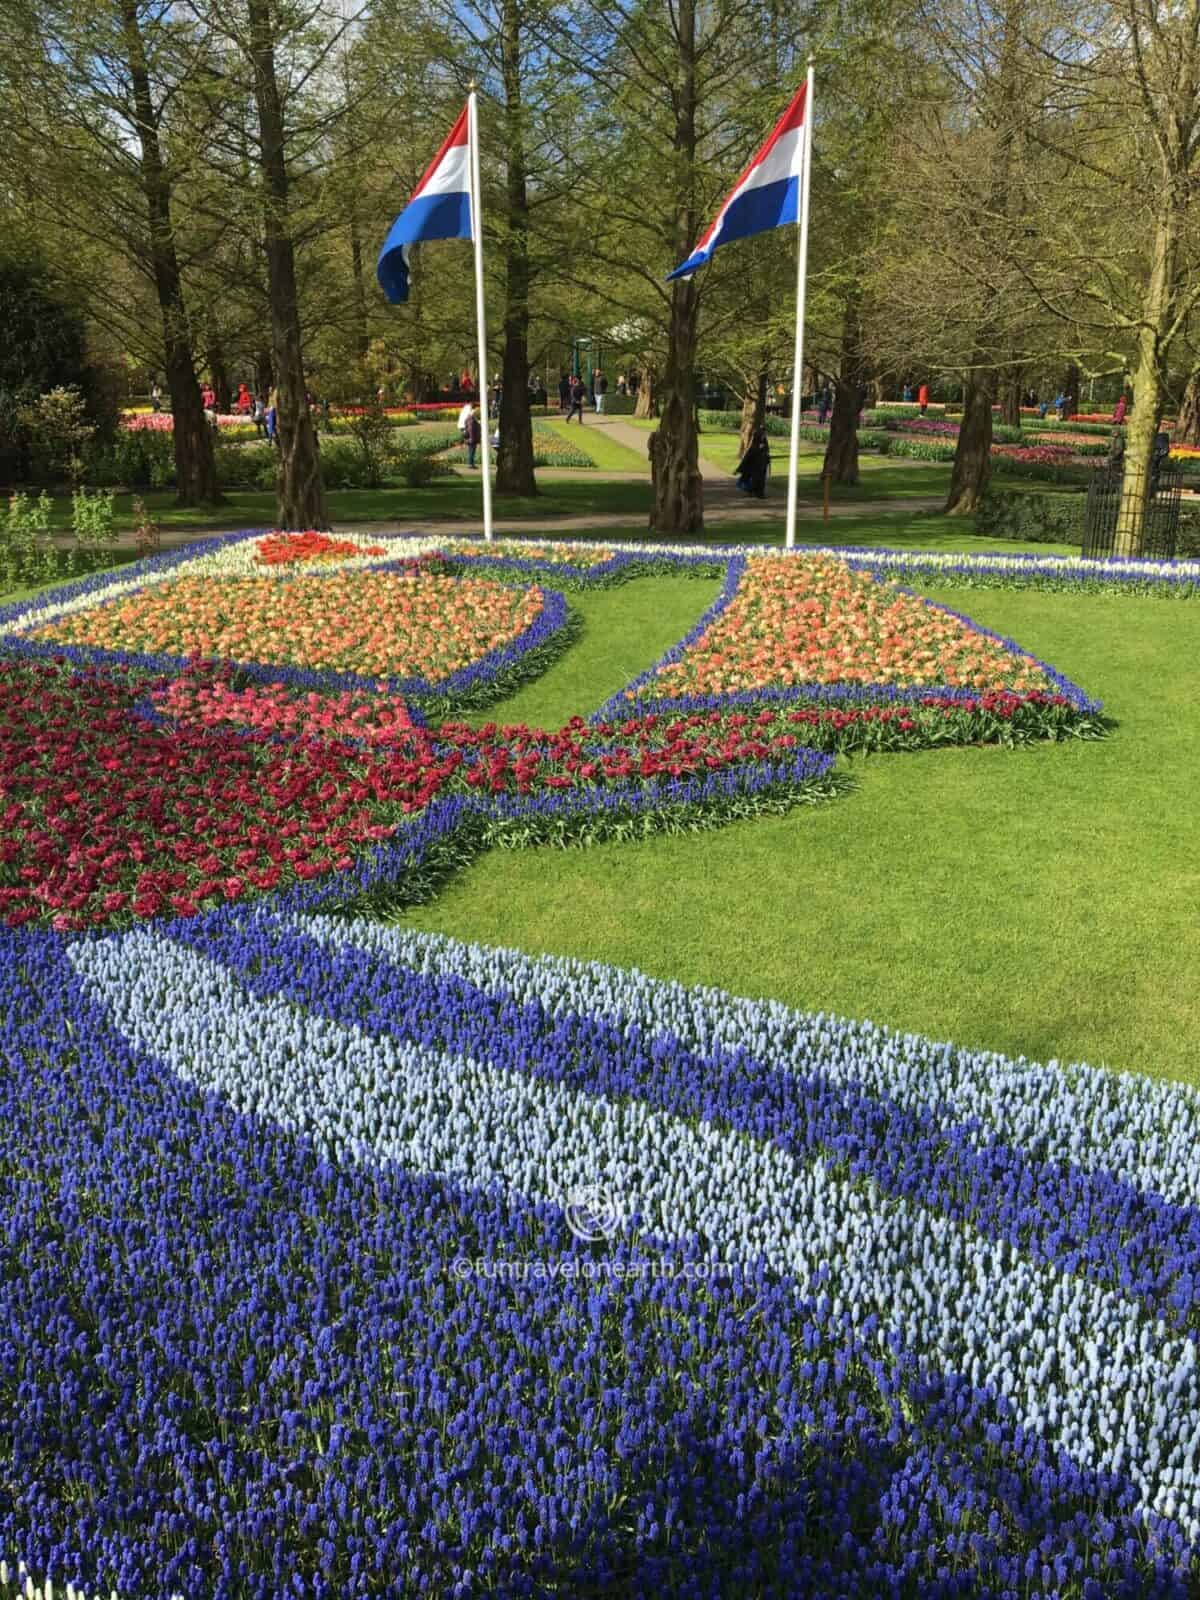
652, 556, 1051, 695
255, 531, 386, 565
32, 573, 546, 684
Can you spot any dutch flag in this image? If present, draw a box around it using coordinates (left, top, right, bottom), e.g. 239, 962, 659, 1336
668, 82, 809, 280
377, 105, 473, 304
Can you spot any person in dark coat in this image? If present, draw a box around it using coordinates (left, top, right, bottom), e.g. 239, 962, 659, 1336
464, 405, 483, 467
558, 372, 572, 413
566, 375, 587, 424
735, 427, 771, 498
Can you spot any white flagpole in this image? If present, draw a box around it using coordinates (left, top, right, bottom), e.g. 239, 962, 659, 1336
785, 59, 815, 551
467, 85, 494, 543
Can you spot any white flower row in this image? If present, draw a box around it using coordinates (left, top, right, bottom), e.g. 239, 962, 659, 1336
70, 927, 1200, 1533
301, 918, 1200, 1209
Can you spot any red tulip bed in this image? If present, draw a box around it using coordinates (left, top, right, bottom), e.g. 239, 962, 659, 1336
0, 537, 1102, 932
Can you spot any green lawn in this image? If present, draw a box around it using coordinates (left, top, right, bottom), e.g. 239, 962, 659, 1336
395, 578, 1200, 1088
538, 418, 648, 472
38, 480, 656, 535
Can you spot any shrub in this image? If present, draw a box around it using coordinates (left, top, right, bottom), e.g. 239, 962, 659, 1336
397, 452, 439, 488
86, 427, 177, 489
699, 409, 791, 436
216, 440, 277, 491
71, 487, 116, 546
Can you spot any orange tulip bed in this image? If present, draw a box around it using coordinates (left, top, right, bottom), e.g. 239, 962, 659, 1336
29, 572, 549, 688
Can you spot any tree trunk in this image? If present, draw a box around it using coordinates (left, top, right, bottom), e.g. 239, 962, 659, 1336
119, 0, 219, 507
649, 277, 703, 534
246, 0, 327, 530
633, 367, 658, 417
1177, 368, 1200, 445
208, 347, 233, 414
944, 368, 995, 514
255, 348, 274, 402
349, 214, 370, 365
1115, 195, 1180, 555
739, 357, 769, 454
649, 0, 702, 535
1000, 368, 1022, 427
1061, 362, 1080, 421
495, 0, 537, 498
822, 294, 863, 485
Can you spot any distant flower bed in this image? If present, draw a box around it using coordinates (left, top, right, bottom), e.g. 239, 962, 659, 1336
122, 411, 249, 432
991, 442, 1076, 464
441, 539, 618, 566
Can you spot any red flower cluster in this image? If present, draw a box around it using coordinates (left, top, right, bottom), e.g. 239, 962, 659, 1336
0, 657, 1083, 931
0, 667, 813, 930
255, 531, 387, 566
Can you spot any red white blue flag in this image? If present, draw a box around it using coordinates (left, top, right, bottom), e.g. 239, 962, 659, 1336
377, 105, 473, 304
668, 83, 809, 280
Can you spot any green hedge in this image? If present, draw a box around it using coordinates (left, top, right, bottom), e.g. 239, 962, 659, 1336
976, 488, 1086, 544
698, 409, 791, 436
1022, 418, 1115, 438
978, 485, 1200, 554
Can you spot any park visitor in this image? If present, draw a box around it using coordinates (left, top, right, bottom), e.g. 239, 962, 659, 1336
252, 395, 266, 437
558, 372, 571, 412
917, 381, 929, 415
457, 396, 474, 437
150, 382, 162, 412
734, 427, 770, 498
902, 382, 913, 402
566, 375, 587, 424
594, 369, 608, 413
463, 404, 482, 467
235, 382, 252, 414
816, 384, 832, 424
1113, 394, 1128, 425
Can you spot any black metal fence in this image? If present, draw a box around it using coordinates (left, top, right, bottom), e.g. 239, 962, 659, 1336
1083, 460, 1183, 559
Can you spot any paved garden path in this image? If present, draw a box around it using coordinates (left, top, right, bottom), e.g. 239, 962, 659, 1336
581, 413, 731, 480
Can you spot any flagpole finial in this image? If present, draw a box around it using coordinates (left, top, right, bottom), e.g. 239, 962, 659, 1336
468, 78, 478, 92
807, 51, 815, 68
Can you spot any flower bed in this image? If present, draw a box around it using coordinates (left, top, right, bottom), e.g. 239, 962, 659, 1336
26, 571, 548, 686
0, 659, 837, 930
0, 915, 1195, 1594
254, 530, 387, 566
636, 554, 1060, 699
439, 423, 593, 469
836, 545, 1200, 596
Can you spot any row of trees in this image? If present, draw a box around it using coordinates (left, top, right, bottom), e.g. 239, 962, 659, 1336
1, 0, 1197, 550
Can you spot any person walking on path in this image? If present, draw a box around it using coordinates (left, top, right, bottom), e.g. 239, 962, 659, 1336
463, 404, 483, 467
235, 382, 252, 414
558, 372, 571, 413
150, 382, 162, 413
252, 394, 267, 438
734, 427, 770, 498
566, 375, 587, 424
816, 384, 832, 425
917, 382, 929, 415
593, 369, 608, 414
457, 396, 474, 437
1113, 393, 1128, 425
902, 383, 913, 403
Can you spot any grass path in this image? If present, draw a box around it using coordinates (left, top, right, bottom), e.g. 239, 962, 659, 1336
399, 581, 1200, 1087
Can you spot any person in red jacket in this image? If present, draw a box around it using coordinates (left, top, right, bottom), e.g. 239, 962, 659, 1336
235, 382, 252, 414
917, 382, 929, 415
